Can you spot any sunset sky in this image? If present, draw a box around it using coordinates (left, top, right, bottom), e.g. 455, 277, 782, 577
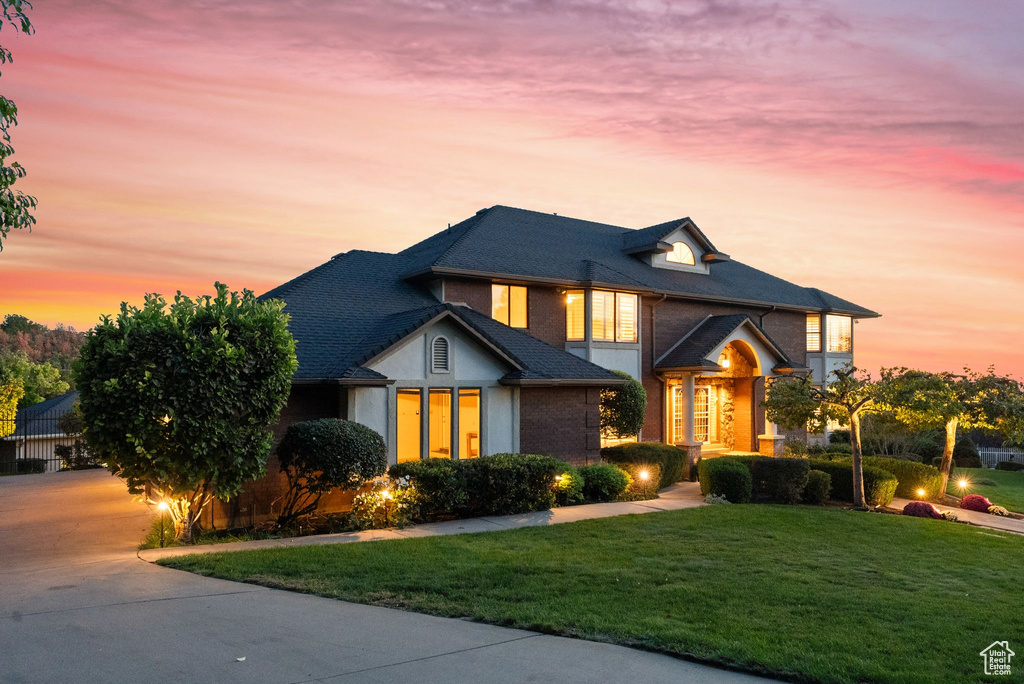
1, 0, 1022, 376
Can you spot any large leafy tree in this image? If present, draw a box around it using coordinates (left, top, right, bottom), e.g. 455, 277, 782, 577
0, 363, 22, 437
877, 367, 1024, 492
765, 365, 879, 508
0, 351, 68, 407
75, 283, 297, 541
0, 0, 36, 248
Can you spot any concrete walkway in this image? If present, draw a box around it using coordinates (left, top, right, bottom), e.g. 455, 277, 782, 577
1, 470, 772, 684
891, 496, 1024, 535
141, 481, 707, 561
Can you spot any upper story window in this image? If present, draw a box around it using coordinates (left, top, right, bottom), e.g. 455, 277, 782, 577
491, 284, 527, 328
592, 291, 638, 343
806, 314, 821, 352
826, 314, 852, 353
666, 241, 695, 265
566, 290, 585, 341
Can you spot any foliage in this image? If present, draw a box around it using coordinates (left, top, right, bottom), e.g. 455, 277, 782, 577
782, 437, 807, 457
0, 351, 68, 407
54, 441, 98, 470
389, 458, 469, 521
958, 494, 992, 513
553, 465, 584, 506
940, 510, 959, 522
600, 442, 688, 488
0, 0, 36, 249
703, 493, 730, 505
766, 365, 879, 507
275, 418, 386, 524
829, 429, 850, 444
74, 283, 297, 541
352, 480, 415, 529
988, 505, 1010, 517
902, 501, 943, 519
465, 453, 562, 515
599, 371, 647, 439
859, 413, 937, 457
750, 457, 810, 504
0, 367, 21, 437
803, 470, 831, 505
996, 461, 1024, 472
862, 456, 942, 500
577, 463, 631, 502
807, 459, 897, 507
617, 462, 661, 500
951, 436, 981, 468
0, 316, 84, 389
698, 458, 752, 503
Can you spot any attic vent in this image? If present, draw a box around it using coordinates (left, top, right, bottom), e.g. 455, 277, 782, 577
431, 336, 450, 373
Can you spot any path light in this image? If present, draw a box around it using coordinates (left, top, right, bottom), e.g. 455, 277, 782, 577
554, 474, 563, 482
638, 470, 650, 481
381, 489, 392, 500
156, 501, 170, 511
156, 501, 170, 548
958, 478, 969, 490
916, 488, 926, 498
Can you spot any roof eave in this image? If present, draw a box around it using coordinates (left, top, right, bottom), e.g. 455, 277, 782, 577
292, 377, 396, 386
500, 376, 627, 387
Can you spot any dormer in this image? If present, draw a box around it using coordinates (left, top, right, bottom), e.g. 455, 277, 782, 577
621, 218, 730, 274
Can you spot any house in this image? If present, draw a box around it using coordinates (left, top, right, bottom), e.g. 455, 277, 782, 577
1, 391, 81, 474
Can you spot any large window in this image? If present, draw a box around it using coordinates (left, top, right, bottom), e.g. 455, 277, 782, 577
566, 290, 585, 341
491, 284, 527, 328
396, 389, 422, 463
826, 314, 852, 353
592, 291, 638, 343
428, 389, 452, 458
806, 314, 821, 352
666, 241, 695, 265
458, 389, 480, 459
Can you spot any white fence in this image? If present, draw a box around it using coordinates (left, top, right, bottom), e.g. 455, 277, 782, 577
978, 447, 1024, 469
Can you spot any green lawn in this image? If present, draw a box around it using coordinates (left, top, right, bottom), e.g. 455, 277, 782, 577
948, 467, 1024, 512
161, 506, 1024, 684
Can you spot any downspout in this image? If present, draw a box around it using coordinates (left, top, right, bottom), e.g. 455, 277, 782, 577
758, 305, 777, 327
650, 294, 668, 442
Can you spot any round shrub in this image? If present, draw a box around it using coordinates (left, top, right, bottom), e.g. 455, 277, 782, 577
276, 418, 387, 523
803, 469, 831, 505
953, 437, 982, 468
554, 465, 584, 506
389, 458, 469, 521
599, 371, 647, 439
903, 501, 943, 519
578, 463, 631, 502
698, 458, 752, 503
824, 443, 852, 456
959, 493, 992, 512
863, 457, 942, 500
601, 442, 688, 487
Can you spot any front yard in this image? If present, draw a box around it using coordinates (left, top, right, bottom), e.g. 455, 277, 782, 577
949, 467, 1024, 512
161, 505, 1023, 684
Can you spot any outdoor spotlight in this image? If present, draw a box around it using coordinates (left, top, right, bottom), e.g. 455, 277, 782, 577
958, 479, 969, 489
381, 489, 392, 500
639, 470, 650, 481
916, 488, 926, 498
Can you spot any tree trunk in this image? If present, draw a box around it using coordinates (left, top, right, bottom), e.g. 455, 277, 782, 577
939, 418, 959, 494
850, 411, 866, 508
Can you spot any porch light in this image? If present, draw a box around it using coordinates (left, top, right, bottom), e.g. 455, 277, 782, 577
718, 353, 730, 369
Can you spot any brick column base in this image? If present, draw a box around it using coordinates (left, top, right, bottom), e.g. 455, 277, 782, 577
679, 442, 703, 481
758, 435, 786, 457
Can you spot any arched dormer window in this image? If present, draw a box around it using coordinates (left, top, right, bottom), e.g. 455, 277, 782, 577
666, 241, 695, 265
431, 336, 450, 373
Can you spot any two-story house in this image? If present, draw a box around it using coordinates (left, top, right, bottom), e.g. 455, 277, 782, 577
262, 206, 875, 472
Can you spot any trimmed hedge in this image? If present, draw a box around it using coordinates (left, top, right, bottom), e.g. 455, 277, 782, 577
698, 458, 752, 503
996, 461, 1024, 472
803, 470, 831, 505
389, 458, 469, 520
578, 463, 631, 502
863, 456, 943, 500
750, 457, 810, 504
807, 459, 898, 507
601, 442, 688, 488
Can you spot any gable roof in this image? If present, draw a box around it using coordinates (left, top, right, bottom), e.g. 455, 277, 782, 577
400, 205, 875, 317
261, 252, 624, 385
655, 315, 804, 374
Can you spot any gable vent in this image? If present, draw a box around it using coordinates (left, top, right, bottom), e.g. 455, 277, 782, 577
431, 336, 450, 373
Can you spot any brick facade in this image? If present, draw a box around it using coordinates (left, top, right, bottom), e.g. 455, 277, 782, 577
519, 386, 602, 466
443, 277, 566, 348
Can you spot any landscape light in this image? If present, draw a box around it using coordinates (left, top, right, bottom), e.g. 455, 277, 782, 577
156, 501, 170, 511
381, 489, 392, 500
639, 470, 650, 481
916, 488, 926, 498
554, 474, 563, 482
958, 479, 969, 490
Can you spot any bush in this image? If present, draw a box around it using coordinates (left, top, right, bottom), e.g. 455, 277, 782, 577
617, 462, 661, 500
698, 458, 752, 503
960, 494, 992, 512
807, 459, 898, 507
389, 458, 469, 521
909, 433, 943, 462
988, 505, 1010, 516
16, 458, 45, 474
578, 464, 631, 502
464, 453, 561, 515
902, 501, 944, 519
601, 442, 688, 487
996, 461, 1024, 472
600, 371, 647, 439
750, 457, 810, 504
55, 441, 99, 470
554, 465, 584, 506
276, 418, 387, 523
783, 438, 808, 457
884, 453, 922, 463
807, 444, 826, 455
824, 443, 852, 456
863, 457, 943, 500
953, 437, 982, 468
352, 480, 415, 529
803, 470, 831, 505
829, 430, 851, 444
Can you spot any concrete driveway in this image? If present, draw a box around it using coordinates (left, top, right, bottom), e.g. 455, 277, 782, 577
1, 470, 770, 684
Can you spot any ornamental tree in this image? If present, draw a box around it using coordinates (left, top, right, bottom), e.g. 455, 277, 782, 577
765, 365, 879, 508
0, 365, 22, 437
877, 367, 1024, 492
600, 370, 647, 440
75, 283, 297, 541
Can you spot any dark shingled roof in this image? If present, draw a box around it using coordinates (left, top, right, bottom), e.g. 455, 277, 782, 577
400, 206, 876, 317
261, 252, 623, 384
655, 315, 802, 372
11, 391, 79, 438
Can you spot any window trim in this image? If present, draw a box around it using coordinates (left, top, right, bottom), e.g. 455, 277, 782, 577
666, 241, 696, 265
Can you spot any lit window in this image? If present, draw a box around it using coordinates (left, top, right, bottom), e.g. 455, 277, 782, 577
806, 315, 821, 352
430, 336, 450, 373
592, 291, 638, 343
428, 388, 452, 458
826, 315, 852, 353
566, 290, 585, 341
458, 389, 480, 459
396, 389, 421, 463
666, 241, 695, 265
491, 284, 527, 328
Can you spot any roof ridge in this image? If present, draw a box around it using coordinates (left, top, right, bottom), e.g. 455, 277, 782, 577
434, 209, 493, 266
489, 205, 632, 232
259, 254, 350, 301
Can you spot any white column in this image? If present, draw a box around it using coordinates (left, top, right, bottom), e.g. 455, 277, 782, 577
764, 420, 778, 437
681, 372, 697, 445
